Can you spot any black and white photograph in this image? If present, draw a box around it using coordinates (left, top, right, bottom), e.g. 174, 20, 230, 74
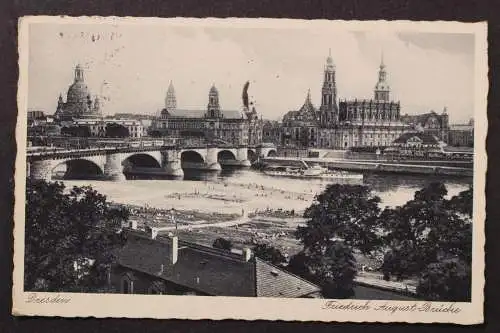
13, 17, 486, 323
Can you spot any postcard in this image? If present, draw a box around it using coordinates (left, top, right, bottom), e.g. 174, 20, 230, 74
13, 16, 487, 324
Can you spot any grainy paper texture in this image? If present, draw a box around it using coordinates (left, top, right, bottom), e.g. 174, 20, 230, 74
13, 16, 487, 324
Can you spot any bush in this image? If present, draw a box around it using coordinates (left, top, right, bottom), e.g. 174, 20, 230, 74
253, 244, 286, 265
212, 237, 233, 251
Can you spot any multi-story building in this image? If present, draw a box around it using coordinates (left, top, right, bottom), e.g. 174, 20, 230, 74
262, 120, 282, 146
73, 118, 145, 138
54, 65, 102, 121
280, 52, 408, 150
317, 54, 408, 149
280, 91, 319, 148
150, 82, 262, 146
448, 118, 474, 147
384, 131, 444, 159
400, 108, 450, 143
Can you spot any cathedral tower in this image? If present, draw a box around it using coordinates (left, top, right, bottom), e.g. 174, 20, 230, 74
320, 49, 338, 113
207, 84, 222, 118
165, 81, 177, 110
374, 53, 390, 102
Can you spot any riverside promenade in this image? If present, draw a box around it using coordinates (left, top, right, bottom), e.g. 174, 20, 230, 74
261, 156, 473, 177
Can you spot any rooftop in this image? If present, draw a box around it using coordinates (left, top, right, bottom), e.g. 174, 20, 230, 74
161, 108, 246, 119
117, 229, 321, 298
393, 131, 440, 145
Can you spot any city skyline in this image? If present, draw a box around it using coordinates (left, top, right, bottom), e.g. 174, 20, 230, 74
28, 20, 474, 123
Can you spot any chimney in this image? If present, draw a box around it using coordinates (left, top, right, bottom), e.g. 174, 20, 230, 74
129, 220, 138, 230
146, 226, 158, 240
170, 236, 178, 265
243, 248, 252, 262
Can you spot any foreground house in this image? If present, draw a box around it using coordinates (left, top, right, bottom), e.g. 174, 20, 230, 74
111, 228, 322, 298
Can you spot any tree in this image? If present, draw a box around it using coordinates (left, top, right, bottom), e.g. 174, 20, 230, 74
416, 259, 471, 302
25, 179, 129, 292
253, 244, 286, 265
212, 237, 233, 251
379, 182, 473, 281
105, 123, 129, 138
296, 184, 382, 255
288, 242, 357, 299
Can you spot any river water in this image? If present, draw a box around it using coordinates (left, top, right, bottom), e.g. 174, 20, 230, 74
61, 168, 472, 215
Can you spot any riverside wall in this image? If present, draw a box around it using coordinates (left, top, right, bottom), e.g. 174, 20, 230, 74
261, 157, 473, 177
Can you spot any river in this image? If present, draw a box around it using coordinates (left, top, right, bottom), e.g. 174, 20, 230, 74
60, 168, 472, 215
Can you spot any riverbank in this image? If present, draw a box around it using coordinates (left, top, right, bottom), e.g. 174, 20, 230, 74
64, 177, 322, 216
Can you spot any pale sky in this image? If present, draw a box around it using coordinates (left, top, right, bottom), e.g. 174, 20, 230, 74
27, 19, 475, 123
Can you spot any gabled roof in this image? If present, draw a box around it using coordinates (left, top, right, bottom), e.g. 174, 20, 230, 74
393, 131, 439, 144
117, 230, 321, 298
401, 111, 445, 126
255, 258, 321, 298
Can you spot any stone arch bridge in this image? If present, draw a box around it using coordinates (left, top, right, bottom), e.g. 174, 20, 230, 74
27, 145, 277, 181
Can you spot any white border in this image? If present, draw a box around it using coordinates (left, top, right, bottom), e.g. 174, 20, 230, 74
13, 16, 487, 324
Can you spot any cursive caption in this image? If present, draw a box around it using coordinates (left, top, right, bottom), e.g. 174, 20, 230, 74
26, 293, 72, 304
322, 301, 461, 315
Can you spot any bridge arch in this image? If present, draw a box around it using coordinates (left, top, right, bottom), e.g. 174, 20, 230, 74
123, 153, 162, 169
181, 150, 205, 164
52, 158, 104, 180
266, 149, 277, 157
217, 149, 237, 162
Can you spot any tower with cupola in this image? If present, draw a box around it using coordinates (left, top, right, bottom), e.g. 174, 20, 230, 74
206, 84, 222, 118
374, 53, 390, 102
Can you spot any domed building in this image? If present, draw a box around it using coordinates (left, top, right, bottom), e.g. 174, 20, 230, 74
54, 64, 102, 121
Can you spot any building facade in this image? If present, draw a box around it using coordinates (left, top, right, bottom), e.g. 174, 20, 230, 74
151, 82, 263, 146
281, 91, 319, 148
280, 52, 408, 150
54, 65, 102, 121
73, 118, 145, 138
448, 118, 474, 147
317, 54, 407, 149
262, 120, 282, 146
400, 108, 450, 143
384, 131, 444, 159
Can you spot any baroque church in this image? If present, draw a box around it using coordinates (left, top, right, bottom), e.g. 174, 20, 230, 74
151, 81, 263, 146
54, 64, 102, 121
281, 51, 409, 149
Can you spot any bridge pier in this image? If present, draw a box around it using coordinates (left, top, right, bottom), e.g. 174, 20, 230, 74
205, 147, 222, 171
162, 150, 184, 177
30, 160, 53, 181
104, 153, 126, 181
236, 147, 251, 167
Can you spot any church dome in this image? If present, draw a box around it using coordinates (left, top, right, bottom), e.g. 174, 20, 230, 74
67, 81, 91, 104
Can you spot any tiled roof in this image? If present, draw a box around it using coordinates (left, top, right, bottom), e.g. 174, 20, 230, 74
162, 108, 245, 119
118, 232, 255, 296
255, 258, 321, 298
117, 230, 321, 298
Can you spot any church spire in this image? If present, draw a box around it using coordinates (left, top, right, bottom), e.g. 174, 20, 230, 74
165, 81, 177, 110
374, 52, 390, 102
320, 49, 338, 113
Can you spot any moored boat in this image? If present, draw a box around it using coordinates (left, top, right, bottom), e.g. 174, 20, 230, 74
263, 161, 363, 180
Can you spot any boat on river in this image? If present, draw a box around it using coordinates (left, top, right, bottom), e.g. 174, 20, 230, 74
263, 160, 363, 180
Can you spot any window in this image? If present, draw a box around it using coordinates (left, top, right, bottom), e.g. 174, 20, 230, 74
121, 275, 133, 294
